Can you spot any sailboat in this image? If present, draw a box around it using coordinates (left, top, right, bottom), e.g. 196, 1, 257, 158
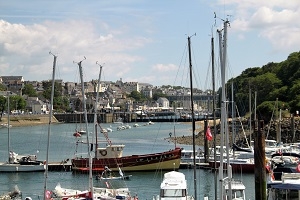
0, 92, 45, 172
218, 20, 246, 200
54, 59, 135, 200
72, 73, 181, 173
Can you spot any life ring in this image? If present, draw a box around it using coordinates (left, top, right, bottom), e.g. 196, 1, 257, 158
100, 150, 107, 156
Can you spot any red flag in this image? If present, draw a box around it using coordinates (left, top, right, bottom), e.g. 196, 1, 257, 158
206, 126, 213, 141
45, 190, 52, 199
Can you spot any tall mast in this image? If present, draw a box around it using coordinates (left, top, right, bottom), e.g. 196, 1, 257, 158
219, 19, 232, 200
188, 34, 197, 200
217, 27, 224, 199
249, 83, 252, 144
75, 57, 94, 197
211, 32, 218, 200
94, 61, 104, 158
44, 52, 57, 200
7, 91, 10, 162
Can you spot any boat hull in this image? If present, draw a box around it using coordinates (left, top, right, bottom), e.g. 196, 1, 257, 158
72, 148, 182, 172
0, 163, 45, 172
208, 161, 254, 173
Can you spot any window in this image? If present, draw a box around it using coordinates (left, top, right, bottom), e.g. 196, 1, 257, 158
160, 189, 186, 197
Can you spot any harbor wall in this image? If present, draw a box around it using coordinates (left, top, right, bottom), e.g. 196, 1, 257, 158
53, 113, 207, 123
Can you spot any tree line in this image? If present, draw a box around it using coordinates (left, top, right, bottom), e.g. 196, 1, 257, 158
226, 51, 300, 121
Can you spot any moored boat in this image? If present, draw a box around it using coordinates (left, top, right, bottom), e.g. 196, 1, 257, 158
0, 92, 45, 172
72, 144, 181, 172
267, 173, 300, 199
153, 171, 194, 200
0, 185, 22, 200
208, 151, 255, 173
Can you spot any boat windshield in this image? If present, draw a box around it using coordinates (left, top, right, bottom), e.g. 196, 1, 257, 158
226, 190, 245, 199
160, 189, 186, 197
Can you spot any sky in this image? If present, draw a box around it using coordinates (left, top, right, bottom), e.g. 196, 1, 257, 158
0, 0, 299, 90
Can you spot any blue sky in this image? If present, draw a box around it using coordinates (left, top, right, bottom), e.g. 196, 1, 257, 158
0, 1, 299, 90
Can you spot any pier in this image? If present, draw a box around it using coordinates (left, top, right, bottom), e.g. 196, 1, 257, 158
48, 161, 72, 171
53, 112, 210, 123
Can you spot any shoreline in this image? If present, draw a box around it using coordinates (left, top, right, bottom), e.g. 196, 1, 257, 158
0, 115, 59, 127
165, 119, 225, 146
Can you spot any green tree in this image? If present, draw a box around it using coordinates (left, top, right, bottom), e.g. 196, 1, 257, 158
54, 96, 70, 111
153, 92, 167, 101
22, 84, 37, 97
42, 82, 62, 100
128, 91, 146, 102
0, 96, 7, 117
0, 84, 7, 91
8, 95, 26, 111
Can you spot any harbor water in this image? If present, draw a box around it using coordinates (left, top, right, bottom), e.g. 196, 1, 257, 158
0, 122, 255, 199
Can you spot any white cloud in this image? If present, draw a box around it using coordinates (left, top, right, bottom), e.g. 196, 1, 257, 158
0, 19, 151, 82
218, 1, 300, 52
151, 63, 178, 72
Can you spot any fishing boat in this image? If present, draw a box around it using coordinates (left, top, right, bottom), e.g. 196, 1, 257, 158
72, 144, 181, 172
72, 95, 181, 172
0, 92, 45, 172
56, 60, 136, 200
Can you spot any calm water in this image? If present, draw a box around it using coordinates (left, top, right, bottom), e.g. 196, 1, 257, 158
0, 122, 255, 199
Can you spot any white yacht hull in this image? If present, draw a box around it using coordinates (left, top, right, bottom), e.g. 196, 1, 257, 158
0, 162, 45, 172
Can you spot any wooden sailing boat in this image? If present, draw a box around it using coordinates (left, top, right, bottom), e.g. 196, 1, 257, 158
72, 77, 181, 173
54, 59, 134, 200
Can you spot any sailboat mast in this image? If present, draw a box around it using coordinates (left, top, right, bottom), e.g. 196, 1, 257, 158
7, 91, 10, 162
187, 35, 197, 200
249, 83, 252, 144
94, 61, 103, 158
211, 33, 218, 200
223, 19, 233, 200
219, 19, 232, 200
217, 27, 225, 199
43, 52, 57, 200
76, 57, 94, 197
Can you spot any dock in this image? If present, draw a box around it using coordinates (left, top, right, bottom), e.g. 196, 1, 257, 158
48, 161, 72, 171
179, 162, 210, 169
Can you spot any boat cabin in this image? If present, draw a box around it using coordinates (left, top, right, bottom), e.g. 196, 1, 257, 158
224, 180, 246, 200
268, 173, 300, 200
96, 144, 125, 159
156, 171, 194, 200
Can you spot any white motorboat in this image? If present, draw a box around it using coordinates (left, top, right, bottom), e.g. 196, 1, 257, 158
153, 171, 194, 200
267, 173, 300, 199
223, 179, 246, 200
180, 148, 205, 164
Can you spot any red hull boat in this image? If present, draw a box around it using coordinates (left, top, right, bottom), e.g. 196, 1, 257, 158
72, 145, 182, 172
